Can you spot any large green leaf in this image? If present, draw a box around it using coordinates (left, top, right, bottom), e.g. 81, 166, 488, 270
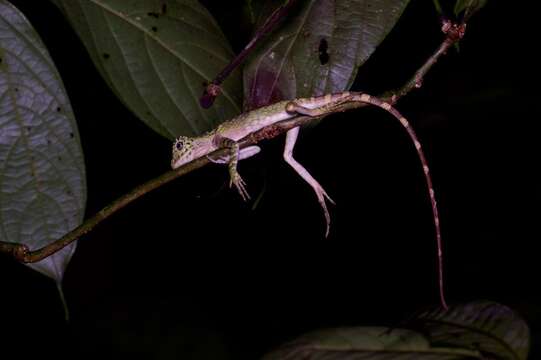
0, 0, 86, 281
244, 0, 410, 109
51, 0, 242, 139
261, 327, 481, 359
454, 0, 487, 20
410, 301, 530, 360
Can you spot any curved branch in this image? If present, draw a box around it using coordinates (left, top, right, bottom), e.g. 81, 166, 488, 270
0, 20, 466, 263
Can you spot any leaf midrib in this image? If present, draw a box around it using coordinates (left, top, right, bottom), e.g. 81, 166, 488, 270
0, 9, 81, 245
0, 45, 83, 199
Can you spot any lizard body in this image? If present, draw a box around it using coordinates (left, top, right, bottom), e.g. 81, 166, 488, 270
171, 92, 353, 169
171, 92, 355, 203
171, 91, 446, 308
170, 92, 435, 237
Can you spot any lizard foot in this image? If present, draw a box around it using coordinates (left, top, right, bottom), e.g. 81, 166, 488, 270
314, 185, 335, 237
284, 127, 337, 237
230, 173, 250, 201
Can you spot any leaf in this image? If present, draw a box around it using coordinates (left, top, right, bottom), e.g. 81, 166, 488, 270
0, 0, 86, 282
243, 0, 257, 25
454, 0, 487, 20
244, 0, 410, 110
50, 0, 242, 139
410, 301, 530, 360
432, 0, 443, 16
261, 327, 481, 359
245, 0, 276, 26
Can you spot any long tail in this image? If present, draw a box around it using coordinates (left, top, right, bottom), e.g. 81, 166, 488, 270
352, 92, 448, 310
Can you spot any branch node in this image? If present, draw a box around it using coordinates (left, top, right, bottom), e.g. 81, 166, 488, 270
441, 19, 466, 41
13, 244, 30, 262
200, 83, 221, 109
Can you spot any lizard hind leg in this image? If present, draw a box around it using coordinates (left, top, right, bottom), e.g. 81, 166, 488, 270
285, 95, 352, 117
283, 127, 335, 237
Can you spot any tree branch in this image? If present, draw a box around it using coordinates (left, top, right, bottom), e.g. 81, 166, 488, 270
0, 20, 466, 263
389, 20, 466, 101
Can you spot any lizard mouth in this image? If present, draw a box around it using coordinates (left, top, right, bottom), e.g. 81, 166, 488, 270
171, 150, 184, 169
171, 152, 188, 169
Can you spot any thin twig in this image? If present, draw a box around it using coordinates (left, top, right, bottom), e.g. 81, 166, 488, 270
0, 20, 465, 264
388, 20, 466, 101
200, 0, 300, 108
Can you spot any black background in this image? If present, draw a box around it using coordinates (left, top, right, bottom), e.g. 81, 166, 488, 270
1, 1, 538, 359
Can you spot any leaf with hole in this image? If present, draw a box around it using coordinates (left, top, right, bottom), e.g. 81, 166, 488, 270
244, 0, 410, 110
0, 1, 86, 283
51, 0, 242, 139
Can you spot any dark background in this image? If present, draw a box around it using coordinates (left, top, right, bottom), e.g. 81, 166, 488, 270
1, 0, 538, 359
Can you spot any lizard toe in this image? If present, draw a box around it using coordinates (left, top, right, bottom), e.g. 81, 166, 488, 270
322, 189, 336, 205
231, 174, 250, 201
315, 191, 331, 237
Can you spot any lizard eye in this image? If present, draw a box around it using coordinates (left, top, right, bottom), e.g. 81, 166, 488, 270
175, 141, 183, 150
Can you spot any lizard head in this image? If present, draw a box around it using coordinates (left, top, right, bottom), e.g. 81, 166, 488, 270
171, 136, 196, 169
171, 135, 214, 169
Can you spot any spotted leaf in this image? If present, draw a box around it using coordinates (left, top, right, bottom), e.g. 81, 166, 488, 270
0, 0, 86, 282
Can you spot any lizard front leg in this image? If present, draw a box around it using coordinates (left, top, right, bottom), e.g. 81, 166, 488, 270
207, 146, 260, 164
283, 126, 335, 237
213, 135, 250, 201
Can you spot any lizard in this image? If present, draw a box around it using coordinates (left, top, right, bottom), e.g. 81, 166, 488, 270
171, 91, 447, 309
